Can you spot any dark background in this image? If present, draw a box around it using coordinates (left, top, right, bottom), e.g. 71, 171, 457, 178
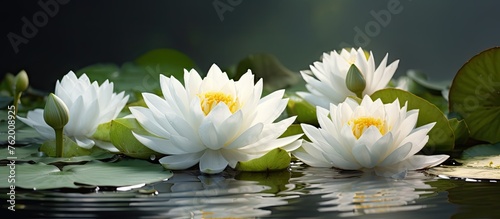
2, 0, 500, 91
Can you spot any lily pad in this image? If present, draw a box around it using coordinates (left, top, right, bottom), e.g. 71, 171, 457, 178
236, 148, 291, 172
449, 47, 500, 144
371, 88, 455, 152
406, 70, 450, 93
236, 53, 300, 92
110, 118, 163, 160
461, 143, 500, 159
0, 112, 43, 145
0, 159, 173, 189
0, 144, 114, 164
427, 143, 500, 180
134, 48, 197, 83
76, 49, 197, 96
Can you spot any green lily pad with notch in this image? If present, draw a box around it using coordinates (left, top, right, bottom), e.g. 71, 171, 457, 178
371, 88, 455, 153
427, 143, 500, 180
235, 148, 291, 172
110, 118, 163, 160
0, 144, 114, 164
449, 47, 500, 144
0, 159, 173, 189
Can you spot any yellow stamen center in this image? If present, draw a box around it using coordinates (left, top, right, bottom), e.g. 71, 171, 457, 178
348, 117, 386, 139
198, 91, 239, 115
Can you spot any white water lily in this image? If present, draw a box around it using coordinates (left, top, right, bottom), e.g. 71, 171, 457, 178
18, 71, 129, 150
293, 95, 449, 178
130, 64, 302, 174
298, 48, 399, 108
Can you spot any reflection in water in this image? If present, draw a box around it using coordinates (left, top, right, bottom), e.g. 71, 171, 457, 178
290, 165, 438, 217
138, 171, 295, 218
5, 165, 495, 218
0, 170, 295, 218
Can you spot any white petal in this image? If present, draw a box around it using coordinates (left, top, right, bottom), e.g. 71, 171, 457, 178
129, 107, 169, 137
221, 149, 258, 168
199, 121, 222, 150
132, 132, 200, 155
159, 151, 204, 170
292, 145, 333, 168
397, 154, 450, 170
352, 143, 373, 168
280, 138, 303, 152
93, 140, 120, 152
199, 150, 229, 174
379, 142, 412, 166
73, 136, 95, 149
226, 123, 264, 149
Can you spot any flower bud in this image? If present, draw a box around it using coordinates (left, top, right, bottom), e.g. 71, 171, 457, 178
346, 64, 366, 97
15, 70, 29, 93
4, 73, 15, 96
44, 93, 69, 130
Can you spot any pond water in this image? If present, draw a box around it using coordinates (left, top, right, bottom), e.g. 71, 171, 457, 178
2, 161, 499, 219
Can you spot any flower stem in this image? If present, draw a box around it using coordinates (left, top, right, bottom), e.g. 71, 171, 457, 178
55, 128, 64, 157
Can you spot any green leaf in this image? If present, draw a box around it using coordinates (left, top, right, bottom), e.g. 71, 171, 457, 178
134, 48, 197, 84
236, 53, 300, 92
285, 94, 318, 125
0, 121, 42, 145
371, 88, 455, 152
427, 143, 500, 180
92, 121, 112, 142
449, 47, 500, 144
461, 143, 500, 159
448, 118, 470, 147
40, 136, 93, 157
406, 70, 450, 93
0, 96, 13, 108
76, 49, 196, 99
0, 144, 114, 164
236, 148, 291, 172
0, 159, 173, 189
110, 118, 163, 160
